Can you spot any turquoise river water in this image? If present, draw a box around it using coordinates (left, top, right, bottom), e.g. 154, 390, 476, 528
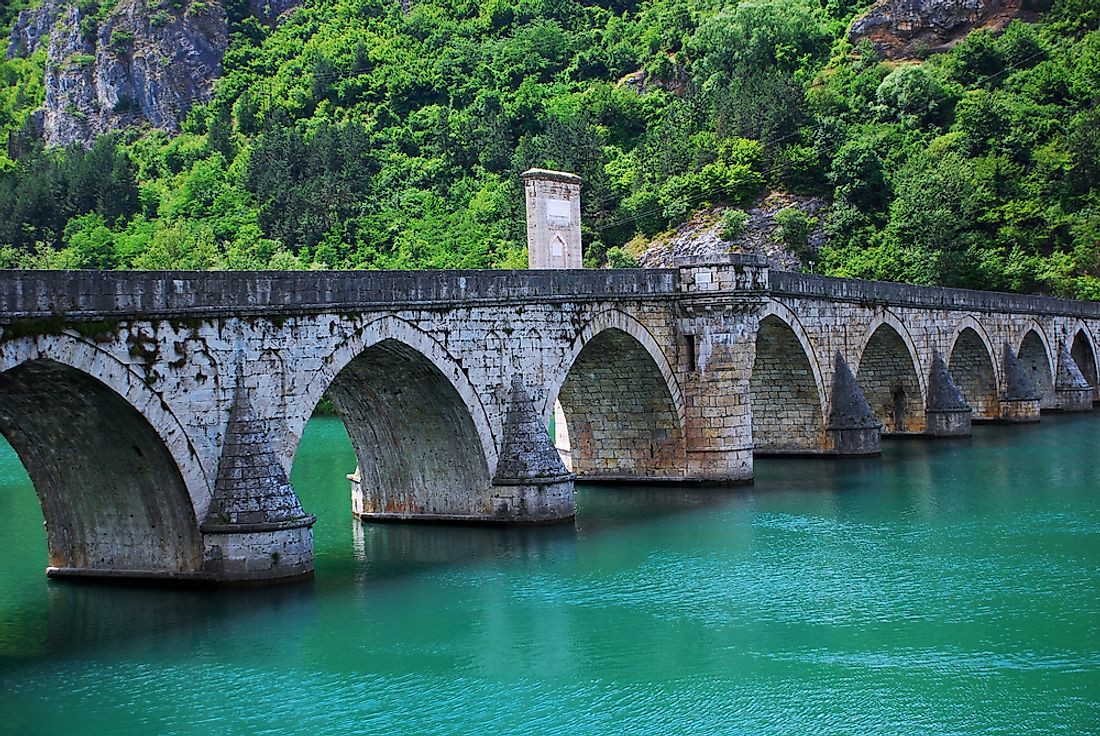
0, 414, 1098, 735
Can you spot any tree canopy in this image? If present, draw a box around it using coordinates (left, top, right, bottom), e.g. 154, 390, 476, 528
0, 0, 1097, 298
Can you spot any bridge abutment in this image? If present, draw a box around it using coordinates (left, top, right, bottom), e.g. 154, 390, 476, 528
200, 383, 315, 583
825, 352, 882, 455
925, 354, 972, 437
1000, 343, 1042, 422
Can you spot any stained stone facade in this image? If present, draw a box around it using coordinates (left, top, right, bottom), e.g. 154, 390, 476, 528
1, 262, 1098, 584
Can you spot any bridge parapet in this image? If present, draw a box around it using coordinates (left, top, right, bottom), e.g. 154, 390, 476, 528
770, 272, 1098, 318
0, 269, 680, 320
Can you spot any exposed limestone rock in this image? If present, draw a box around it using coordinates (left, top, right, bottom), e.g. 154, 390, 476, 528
849, 0, 1042, 59
6, 0, 67, 58
41, 0, 228, 148
637, 192, 826, 272
7, 0, 305, 148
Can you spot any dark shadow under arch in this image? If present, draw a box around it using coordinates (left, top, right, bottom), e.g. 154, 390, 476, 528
322, 339, 491, 517
949, 327, 999, 420
556, 328, 684, 480
750, 315, 825, 453
1071, 330, 1098, 402
0, 359, 203, 575
857, 324, 925, 434
1019, 330, 1054, 409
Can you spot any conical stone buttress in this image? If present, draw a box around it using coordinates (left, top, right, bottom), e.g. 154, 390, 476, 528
489, 376, 576, 523
826, 351, 882, 455
201, 381, 316, 582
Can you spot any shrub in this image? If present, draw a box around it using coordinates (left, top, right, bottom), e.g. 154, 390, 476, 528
109, 28, 134, 52
774, 206, 816, 260
720, 209, 749, 242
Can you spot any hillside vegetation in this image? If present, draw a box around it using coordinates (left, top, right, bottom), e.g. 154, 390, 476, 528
0, 0, 1097, 298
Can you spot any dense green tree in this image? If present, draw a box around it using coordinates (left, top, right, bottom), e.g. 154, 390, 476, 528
0, 0, 1094, 298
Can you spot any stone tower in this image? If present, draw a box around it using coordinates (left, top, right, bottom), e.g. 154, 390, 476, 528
522, 168, 583, 269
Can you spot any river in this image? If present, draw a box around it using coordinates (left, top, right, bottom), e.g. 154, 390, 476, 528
0, 415, 1098, 734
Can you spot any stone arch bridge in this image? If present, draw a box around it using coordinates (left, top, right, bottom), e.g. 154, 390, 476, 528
1, 256, 1097, 584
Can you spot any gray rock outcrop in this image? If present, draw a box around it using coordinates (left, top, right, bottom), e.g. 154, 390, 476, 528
7, 0, 304, 149
849, 0, 1040, 59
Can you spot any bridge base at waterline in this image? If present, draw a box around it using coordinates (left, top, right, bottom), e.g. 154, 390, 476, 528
41, 519, 318, 586
925, 409, 973, 437
349, 472, 577, 525
1055, 388, 1094, 412
998, 398, 1043, 423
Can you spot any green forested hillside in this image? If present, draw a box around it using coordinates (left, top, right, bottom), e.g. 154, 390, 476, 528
0, 0, 1098, 297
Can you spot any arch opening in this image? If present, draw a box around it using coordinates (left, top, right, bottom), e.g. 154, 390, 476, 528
856, 324, 925, 434
1070, 330, 1098, 403
750, 315, 825, 453
323, 339, 492, 519
555, 328, 684, 480
1018, 330, 1054, 409
948, 327, 999, 421
0, 359, 203, 575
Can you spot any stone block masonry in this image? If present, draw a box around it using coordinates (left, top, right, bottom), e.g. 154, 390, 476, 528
0, 262, 1097, 584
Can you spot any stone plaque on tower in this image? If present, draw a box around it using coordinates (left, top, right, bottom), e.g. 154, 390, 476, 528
522, 168, 583, 269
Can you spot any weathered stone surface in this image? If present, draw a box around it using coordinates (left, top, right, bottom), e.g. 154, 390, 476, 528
524, 169, 583, 270
489, 377, 575, 523
0, 266, 1097, 583
826, 351, 883, 455
6, 0, 66, 58
849, 0, 1037, 59
9, 0, 305, 148
1003, 341, 1040, 400
926, 352, 972, 436
494, 377, 572, 483
1055, 345, 1092, 412
1001, 341, 1042, 422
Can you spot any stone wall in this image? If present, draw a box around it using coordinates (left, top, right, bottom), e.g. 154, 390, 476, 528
750, 315, 826, 453
1, 265, 1099, 584
948, 328, 1000, 420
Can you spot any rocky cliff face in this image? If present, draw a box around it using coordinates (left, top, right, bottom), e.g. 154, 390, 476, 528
6, 0, 301, 148
849, 0, 1043, 58
636, 193, 826, 272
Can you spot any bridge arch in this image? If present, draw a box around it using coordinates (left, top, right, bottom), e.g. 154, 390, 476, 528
1069, 323, 1098, 402
295, 317, 494, 518
0, 334, 207, 577
1017, 323, 1055, 409
750, 305, 827, 453
545, 310, 685, 480
854, 313, 928, 434
947, 318, 1000, 420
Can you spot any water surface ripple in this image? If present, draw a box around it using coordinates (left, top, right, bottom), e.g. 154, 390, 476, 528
1, 415, 1098, 734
